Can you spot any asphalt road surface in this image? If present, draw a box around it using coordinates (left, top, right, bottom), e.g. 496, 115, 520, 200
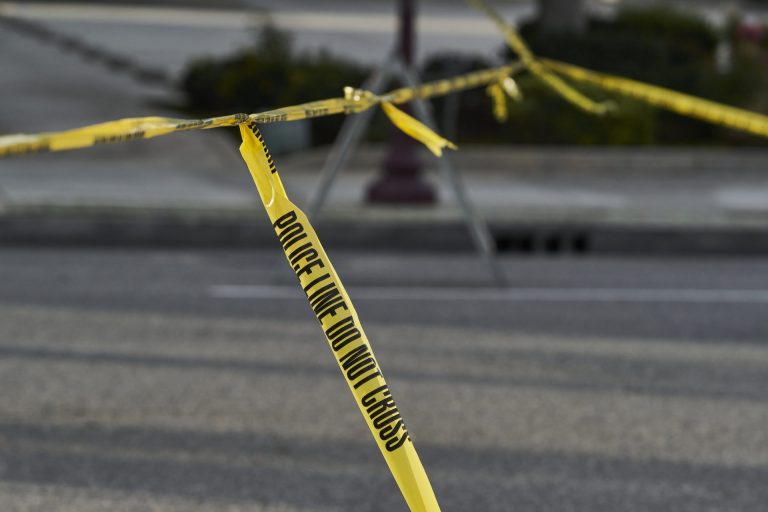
7, 0, 762, 78
1, 247, 768, 511
0, 1, 530, 76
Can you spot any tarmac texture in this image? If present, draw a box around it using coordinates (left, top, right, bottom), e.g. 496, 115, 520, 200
2, 249, 768, 511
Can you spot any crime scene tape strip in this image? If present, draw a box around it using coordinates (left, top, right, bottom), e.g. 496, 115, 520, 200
0, 114, 250, 156
486, 76, 523, 122
239, 122, 441, 512
466, 0, 613, 116
382, 102, 457, 156
0, 63, 523, 159
544, 59, 768, 139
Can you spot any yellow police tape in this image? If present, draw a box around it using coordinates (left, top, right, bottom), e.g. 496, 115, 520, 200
466, 0, 613, 116
0, 63, 523, 159
0, 114, 248, 156
486, 76, 522, 123
544, 59, 768, 139
239, 122, 441, 512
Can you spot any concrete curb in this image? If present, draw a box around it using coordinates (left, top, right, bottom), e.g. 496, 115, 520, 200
4, 210, 768, 256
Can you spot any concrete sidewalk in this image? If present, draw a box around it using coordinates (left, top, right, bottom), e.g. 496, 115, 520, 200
4, 141, 768, 254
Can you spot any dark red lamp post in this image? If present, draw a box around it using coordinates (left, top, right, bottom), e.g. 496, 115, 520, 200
366, 0, 436, 204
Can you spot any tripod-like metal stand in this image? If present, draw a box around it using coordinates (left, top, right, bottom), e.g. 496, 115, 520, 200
306, 54, 507, 286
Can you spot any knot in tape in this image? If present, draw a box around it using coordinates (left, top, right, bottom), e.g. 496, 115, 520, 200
343, 86, 378, 114
343, 86, 375, 103
500, 76, 522, 101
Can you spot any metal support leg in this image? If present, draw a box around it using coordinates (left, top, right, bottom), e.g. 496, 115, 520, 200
394, 62, 507, 286
307, 60, 394, 220
305, 56, 506, 285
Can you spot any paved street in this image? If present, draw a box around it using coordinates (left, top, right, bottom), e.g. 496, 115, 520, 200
2, 0, 764, 78
0, 1, 531, 75
1, 248, 768, 511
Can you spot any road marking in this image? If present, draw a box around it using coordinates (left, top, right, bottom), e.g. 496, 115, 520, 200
209, 285, 768, 304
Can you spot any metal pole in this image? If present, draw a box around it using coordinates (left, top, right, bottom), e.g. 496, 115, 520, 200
366, 0, 436, 204
394, 61, 507, 286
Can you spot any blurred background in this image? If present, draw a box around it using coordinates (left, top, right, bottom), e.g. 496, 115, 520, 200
2, 0, 768, 511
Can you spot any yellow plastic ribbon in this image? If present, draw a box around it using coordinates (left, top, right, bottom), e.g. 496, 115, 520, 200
487, 76, 523, 122
239, 123, 442, 512
0, 63, 525, 158
467, 0, 613, 116
544, 59, 768, 138
0, 114, 248, 156
381, 102, 457, 156
486, 83, 509, 122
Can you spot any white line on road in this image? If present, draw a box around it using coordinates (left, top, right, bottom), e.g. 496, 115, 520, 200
209, 285, 768, 304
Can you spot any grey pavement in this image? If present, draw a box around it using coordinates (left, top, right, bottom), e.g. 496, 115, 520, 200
1, 248, 768, 511
0, 18, 257, 214
0, 1, 530, 74
3, 0, 765, 81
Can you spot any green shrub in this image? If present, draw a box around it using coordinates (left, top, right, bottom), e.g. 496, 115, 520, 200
181, 25, 371, 145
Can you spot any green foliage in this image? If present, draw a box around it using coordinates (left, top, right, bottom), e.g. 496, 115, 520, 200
181, 25, 370, 145
494, 5, 766, 145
